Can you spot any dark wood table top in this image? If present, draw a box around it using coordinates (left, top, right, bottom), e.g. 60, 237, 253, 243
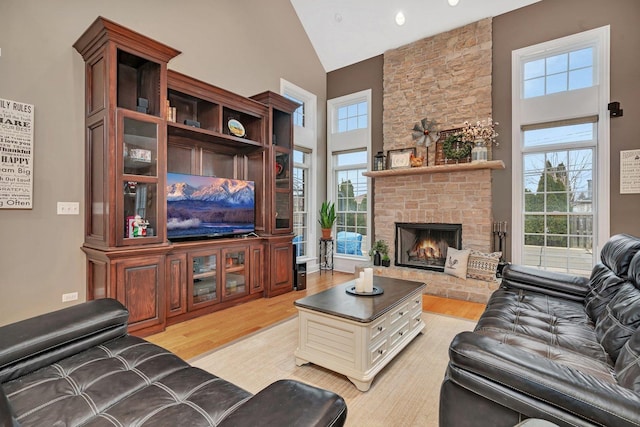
294, 276, 426, 323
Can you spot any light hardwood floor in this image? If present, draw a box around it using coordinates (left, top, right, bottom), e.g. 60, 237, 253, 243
146, 271, 486, 360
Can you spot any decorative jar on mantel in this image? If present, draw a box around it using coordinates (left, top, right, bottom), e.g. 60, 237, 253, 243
471, 139, 488, 163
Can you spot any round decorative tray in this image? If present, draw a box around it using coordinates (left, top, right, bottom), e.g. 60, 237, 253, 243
345, 286, 384, 296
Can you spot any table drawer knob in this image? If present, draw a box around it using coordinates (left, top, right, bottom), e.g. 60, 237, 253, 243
378, 326, 383, 331
399, 331, 404, 336
378, 349, 385, 355
399, 312, 404, 316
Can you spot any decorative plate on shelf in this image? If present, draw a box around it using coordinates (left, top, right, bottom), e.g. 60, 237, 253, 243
227, 119, 246, 137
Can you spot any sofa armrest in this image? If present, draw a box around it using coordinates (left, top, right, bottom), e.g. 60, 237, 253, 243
449, 332, 640, 427
0, 386, 19, 427
0, 298, 128, 383
501, 264, 590, 301
219, 379, 347, 427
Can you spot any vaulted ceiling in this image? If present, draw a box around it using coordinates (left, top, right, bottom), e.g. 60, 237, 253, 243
290, 0, 541, 72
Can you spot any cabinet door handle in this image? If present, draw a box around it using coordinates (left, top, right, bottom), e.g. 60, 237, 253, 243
399, 331, 404, 336
378, 326, 383, 331
378, 349, 385, 355
399, 311, 404, 316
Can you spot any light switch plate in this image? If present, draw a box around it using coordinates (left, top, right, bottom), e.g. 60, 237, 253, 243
57, 202, 80, 215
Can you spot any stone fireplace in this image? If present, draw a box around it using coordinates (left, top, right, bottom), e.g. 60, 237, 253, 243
367, 165, 502, 303
369, 17, 501, 303
395, 223, 462, 272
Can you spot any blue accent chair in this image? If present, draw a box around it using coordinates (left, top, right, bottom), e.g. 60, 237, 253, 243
336, 231, 363, 256
293, 235, 303, 257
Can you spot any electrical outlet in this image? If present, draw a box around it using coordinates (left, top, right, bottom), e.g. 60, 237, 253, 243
57, 202, 80, 215
62, 292, 78, 302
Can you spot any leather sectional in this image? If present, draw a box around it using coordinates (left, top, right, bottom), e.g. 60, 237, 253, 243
0, 298, 347, 426
440, 233, 640, 426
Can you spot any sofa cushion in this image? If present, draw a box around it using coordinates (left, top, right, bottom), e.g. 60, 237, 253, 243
595, 281, 640, 362
587, 241, 640, 321
3, 335, 250, 426
466, 250, 501, 281
615, 328, 640, 392
598, 233, 640, 278
444, 247, 470, 279
475, 288, 613, 379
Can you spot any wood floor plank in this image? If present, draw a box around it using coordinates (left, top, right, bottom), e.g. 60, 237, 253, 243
146, 271, 485, 360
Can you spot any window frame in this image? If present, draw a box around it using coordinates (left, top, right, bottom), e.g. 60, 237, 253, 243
292, 147, 310, 258
281, 79, 317, 262
511, 26, 610, 269
327, 90, 372, 270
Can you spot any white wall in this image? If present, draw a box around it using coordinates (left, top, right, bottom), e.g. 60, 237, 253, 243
0, 0, 326, 325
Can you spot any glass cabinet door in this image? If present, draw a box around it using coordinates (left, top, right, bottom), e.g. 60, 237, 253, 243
123, 117, 158, 176
222, 248, 248, 300
118, 111, 164, 245
189, 252, 219, 309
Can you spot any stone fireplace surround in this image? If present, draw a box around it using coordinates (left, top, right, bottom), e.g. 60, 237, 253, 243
365, 164, 503, 303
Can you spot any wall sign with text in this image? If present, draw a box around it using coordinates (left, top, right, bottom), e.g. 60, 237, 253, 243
621, 149, 640, 194
0, 98, 34, 209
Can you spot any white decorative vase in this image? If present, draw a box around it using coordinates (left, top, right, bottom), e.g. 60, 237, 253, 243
471, 140, 488, 163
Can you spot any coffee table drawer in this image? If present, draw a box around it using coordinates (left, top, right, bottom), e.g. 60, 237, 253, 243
369, 338, 388, 366
388, 302, 410, 327
368, 316, 387, 342
388, 320, 411, 349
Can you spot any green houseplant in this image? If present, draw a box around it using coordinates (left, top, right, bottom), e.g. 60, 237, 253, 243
318, 201, 337, 239
369, 240, 390, 266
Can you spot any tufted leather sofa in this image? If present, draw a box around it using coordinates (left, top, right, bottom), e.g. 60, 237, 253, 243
440, 233, 640, 427
0, 298, 347, 427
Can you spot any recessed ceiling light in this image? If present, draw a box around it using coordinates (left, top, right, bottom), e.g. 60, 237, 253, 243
334, 13, 343, 23
448, 0, 460, 6
395, 11, 406, 26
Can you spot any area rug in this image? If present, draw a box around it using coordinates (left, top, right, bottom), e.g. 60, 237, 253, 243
191, 312, 476, 427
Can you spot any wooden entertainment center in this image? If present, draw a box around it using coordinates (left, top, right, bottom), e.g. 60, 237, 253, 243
73, 17, 298, 336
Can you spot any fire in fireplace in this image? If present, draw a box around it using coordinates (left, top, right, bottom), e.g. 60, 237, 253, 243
395, 223, 462, 271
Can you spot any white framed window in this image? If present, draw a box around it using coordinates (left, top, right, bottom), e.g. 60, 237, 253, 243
281, 79, 317, 262
293, 148, 310, 257
512, 26, 610, 275
334, 150, 368, 257
327, 90, 372, 271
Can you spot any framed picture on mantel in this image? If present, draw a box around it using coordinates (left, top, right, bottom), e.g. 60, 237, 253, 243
387, 148, 415, 169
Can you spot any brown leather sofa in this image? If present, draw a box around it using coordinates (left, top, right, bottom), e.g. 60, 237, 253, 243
0, 299, 347, 426
440, 233, 640, 427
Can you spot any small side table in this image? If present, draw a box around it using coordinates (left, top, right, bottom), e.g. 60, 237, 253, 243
319, 238, 334, 275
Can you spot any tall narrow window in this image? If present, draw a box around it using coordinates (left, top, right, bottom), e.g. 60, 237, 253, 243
512, 26, 609, 275
285, 94, 305, 127
334, 150, 368, 256
293, 148, 310, 257
327, 90, 372, 271
282, 79, 317, 261
522, 121, 595, 275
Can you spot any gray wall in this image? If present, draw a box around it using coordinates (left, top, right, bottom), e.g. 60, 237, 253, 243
492, 0, 640, 258
0, 0, 326, 325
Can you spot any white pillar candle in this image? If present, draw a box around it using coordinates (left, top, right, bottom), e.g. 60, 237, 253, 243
355, 278, 365, 293
364, 267, 374, 293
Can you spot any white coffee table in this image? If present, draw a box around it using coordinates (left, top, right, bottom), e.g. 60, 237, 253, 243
294, 276, 425, 391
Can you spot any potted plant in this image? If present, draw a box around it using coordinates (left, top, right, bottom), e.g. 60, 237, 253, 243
370, 240, 390, 266
381, 253, 391, 267
318, 201, 336, 240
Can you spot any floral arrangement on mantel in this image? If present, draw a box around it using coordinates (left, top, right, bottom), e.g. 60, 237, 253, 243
459, 117, 499, 146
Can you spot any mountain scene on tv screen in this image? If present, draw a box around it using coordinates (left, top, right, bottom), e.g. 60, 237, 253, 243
166, 177, 255, 238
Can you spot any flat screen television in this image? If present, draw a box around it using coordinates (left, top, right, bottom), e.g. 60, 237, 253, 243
166, 173, 255, 240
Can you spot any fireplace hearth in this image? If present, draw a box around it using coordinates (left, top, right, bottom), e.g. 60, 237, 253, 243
395, 223, 462, 272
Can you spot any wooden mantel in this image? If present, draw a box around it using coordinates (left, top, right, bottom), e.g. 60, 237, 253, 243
362, 160, 505, 178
